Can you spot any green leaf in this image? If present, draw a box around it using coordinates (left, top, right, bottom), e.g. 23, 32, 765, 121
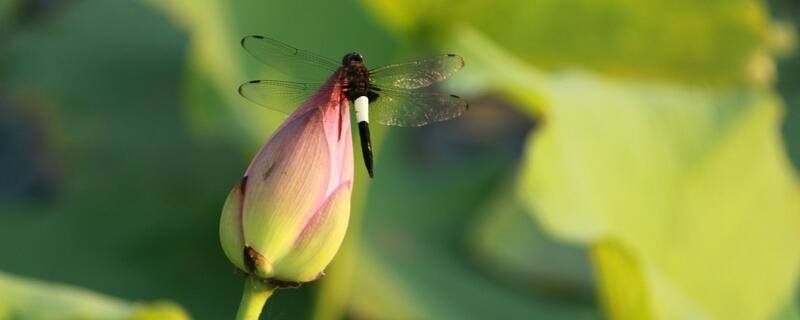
0, 271, 190, 320
591, 241, 652, 319
468, 179, 594, 300
772, 300, 800, 320
443, 20, 800, 318
0, 0, 23, 26
362, 0, 784, 85
2, 1, 246, 317
342, 130, 599, 319
144, 0, 282, 145
504, 38, 800, 320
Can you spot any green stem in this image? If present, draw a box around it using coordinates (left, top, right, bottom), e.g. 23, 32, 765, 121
235, 277, 276, 320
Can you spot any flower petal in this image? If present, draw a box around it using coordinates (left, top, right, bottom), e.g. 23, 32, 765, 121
273, 182, 352, 282
219, 177, 246, 271
242, 108, 331, 272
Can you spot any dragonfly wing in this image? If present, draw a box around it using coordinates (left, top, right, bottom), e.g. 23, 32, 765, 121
371, 88, 468, 127
369, 54, 464, 90
238, 80, 327, 114
241, 35, 340, 80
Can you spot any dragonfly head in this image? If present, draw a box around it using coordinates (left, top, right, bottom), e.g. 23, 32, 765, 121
342, 52, 364, 67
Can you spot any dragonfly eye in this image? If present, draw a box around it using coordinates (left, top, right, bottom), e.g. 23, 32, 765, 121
342, 52, 364, 65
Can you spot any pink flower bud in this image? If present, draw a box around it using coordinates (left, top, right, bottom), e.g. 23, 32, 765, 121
219, 75, 353, 284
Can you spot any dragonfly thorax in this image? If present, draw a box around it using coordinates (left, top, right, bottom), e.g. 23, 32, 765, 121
341, 52, 379, 103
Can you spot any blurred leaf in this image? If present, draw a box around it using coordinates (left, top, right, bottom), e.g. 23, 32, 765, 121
439, 18, 800, 318
351, 244, 598, 320
2, 1, 248, 318
144, 0, 281, 146
0, 0, 21, 26
500, 39, 800, 319
772, 300, 800, 320
590, 241, 652, 319
468, 179, 594, 300
770, 4, 800, 168
0, 270, 190, 320
362, 0, 784, 85
344, 130, 599, 319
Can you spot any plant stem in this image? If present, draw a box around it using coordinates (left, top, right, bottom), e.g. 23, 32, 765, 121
235, 277, 276, 320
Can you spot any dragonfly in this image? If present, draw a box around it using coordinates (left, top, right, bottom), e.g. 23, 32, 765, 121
238, 35, 467, 178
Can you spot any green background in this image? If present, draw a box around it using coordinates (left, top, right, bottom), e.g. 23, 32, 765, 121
0, 0, 798, 319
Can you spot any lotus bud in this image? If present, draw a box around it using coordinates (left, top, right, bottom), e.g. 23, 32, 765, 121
219, 75, 353, 285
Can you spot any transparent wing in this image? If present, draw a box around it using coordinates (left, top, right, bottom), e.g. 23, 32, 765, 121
369, 54, 464, 90
238, 80, 327, 114
241, 35, 340, 81
371, 88, 468, 127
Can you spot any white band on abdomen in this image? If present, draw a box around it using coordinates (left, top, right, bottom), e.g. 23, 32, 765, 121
354, 96, 369, 123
